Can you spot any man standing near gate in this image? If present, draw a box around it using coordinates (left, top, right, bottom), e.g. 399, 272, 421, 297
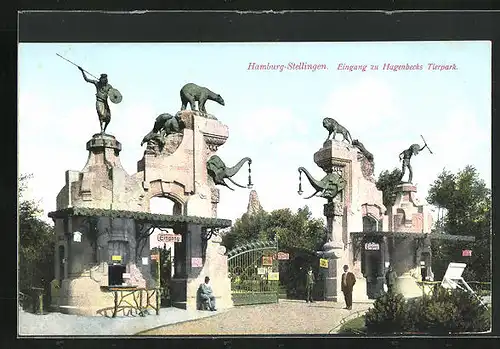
341, 265, 356, 310
305, 267, 315, 303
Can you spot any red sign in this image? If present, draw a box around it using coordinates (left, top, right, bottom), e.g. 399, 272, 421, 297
462, 249, 472, 257
262, 256, 273, 266
157, 234, 182, 243
277, 252, 289, 260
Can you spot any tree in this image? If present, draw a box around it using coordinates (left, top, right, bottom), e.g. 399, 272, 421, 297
222, 206, 326, 252
426, 166, 491, 282
18, 174, 55, 309
376, 168, 403, 210
222, 206, 327, 299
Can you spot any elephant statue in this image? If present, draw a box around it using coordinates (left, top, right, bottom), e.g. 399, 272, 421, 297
207, 155, 252, 190
298, 167, 347, 200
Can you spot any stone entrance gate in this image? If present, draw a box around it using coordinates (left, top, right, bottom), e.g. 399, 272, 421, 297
49, 110, 251, 315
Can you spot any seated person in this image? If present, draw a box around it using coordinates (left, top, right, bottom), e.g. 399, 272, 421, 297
199, 276, 217, 311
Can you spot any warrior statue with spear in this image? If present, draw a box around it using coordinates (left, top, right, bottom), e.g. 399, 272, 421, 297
57, 53, 122, 134
399, 135, 433, 183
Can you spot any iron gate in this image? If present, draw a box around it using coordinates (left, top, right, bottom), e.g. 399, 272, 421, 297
227, 240, 279, 306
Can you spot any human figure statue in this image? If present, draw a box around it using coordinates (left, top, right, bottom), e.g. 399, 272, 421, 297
199, 276, 217, 311
399, 143, 428, 183
78, 67, 121, 134
341, 265, 356, 310
385, 265, 398, 293
305, 267, 315, 303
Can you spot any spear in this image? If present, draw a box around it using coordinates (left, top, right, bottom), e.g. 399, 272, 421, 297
56, 53, 98, 79
420, 135, 434, 154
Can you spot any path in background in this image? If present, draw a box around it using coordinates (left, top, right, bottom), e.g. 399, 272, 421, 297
141, 300, 373, 335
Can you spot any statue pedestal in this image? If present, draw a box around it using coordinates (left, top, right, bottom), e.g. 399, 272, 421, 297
396, 271, 423, 299
321, 242, 345, 302
388, 183, 432, 233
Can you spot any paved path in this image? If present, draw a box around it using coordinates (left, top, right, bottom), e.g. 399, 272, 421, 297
141, 300, 373, 335
18, 307, 225, 336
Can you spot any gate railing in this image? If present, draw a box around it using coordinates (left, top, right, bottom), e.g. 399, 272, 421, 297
227, 240, 279, 305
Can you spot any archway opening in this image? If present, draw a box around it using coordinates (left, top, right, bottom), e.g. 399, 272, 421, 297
149, 196, 183, 307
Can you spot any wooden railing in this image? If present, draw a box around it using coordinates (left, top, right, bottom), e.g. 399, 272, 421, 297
99, 287, 160, 318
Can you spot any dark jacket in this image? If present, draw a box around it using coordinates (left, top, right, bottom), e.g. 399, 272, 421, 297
306, 271, 315, 287
341, 272, 356, 293
386, 269, 397, 288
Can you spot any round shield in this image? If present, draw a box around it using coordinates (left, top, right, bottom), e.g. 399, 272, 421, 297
109, 88, 122, 104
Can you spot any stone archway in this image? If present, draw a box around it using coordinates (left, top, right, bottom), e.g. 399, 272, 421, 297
147, 180, 188, 214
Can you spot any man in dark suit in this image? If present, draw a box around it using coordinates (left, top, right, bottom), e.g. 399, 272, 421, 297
341, 264, 356, 310
305, 267, 315, 303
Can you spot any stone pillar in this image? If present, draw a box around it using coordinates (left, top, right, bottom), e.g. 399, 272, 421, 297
319, 200, 344, 302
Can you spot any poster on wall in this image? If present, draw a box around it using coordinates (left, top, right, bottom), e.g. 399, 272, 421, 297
267, 272, 279, 281
319, 258, 329, 268
191, 257, 203, 268
257, 267, 266, 275
262, 256, 273, 266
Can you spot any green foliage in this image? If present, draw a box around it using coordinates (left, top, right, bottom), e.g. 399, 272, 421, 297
18, 174, 55, 310
365, 291, 409, 334
417, 287, 490, 333
222, 206, 326, 252
223, 206, 326, 300
376, 168, 402, 209
365, 287, 490, 334
426, 166, 491, 281
150, 245, 172, 304
337, 315, 367, 335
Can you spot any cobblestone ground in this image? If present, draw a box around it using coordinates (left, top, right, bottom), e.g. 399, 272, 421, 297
142, 300, 372, 335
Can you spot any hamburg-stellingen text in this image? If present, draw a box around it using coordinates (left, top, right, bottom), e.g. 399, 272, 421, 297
248, 62, 328, 72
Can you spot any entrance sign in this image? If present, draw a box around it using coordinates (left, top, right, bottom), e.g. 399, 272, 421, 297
364, 242, 380, 250
462, 249, 472, 257
157, 233, 182, 243
267, 272, 279, 281
277, 252, 289, 260
319, 258, 329, 268
191, 257, 203, 267
262, 256, 273, 266
112, 255, 122, 261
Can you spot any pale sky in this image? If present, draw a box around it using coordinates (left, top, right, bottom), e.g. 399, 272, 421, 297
18, 42, 491, 227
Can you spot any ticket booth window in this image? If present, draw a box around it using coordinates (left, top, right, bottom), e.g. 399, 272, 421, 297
108, 264, 126, 286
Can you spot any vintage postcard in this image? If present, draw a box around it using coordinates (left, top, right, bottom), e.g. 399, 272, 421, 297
18, 20, 492, 336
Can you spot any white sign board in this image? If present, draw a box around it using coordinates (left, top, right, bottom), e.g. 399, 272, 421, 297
122, 273, 131, 279
73, 231, 82, 242
257, 267, 267, 275
441, 262, 467, 290
142, 257, 149, 265
443, 262, 466, 280
364, 242, 380, 250
157, 234, 182, 243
